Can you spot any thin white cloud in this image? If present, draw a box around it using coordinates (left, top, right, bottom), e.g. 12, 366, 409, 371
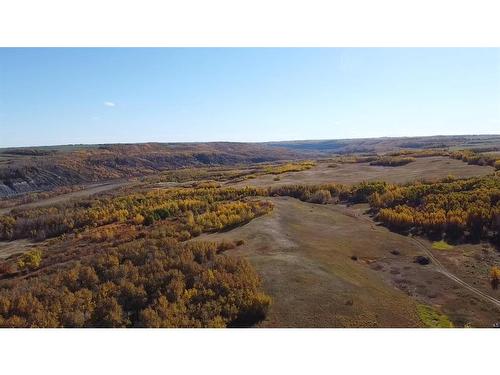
104, 101, 116, 107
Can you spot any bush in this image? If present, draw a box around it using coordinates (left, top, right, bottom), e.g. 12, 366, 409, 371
414, 255, 431, 265
17, 249, 43, 272
308, 189, 332, 204
370, 157, 415, 167
495, 160, 500, 171
490, 266, 500, 290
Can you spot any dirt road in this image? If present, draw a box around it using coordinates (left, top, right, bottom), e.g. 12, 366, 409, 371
411, 237, 500, 309
335, 204, 500, 310
0, 180, 132, 215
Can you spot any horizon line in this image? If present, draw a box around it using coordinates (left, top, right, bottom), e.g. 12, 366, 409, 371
2, 133, 500, 150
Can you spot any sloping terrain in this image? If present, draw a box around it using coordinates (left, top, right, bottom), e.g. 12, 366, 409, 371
194, 197, 500, 327
0, 142, 299, 197
267, 134, 500, 154
1, 147, 499, 327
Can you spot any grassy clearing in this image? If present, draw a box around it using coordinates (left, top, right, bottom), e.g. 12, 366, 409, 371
432, 240, 454, 251
417, 304, 454, 328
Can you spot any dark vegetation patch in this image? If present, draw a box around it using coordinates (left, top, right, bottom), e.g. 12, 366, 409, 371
370, 156, 416, 167
414, 256, 431, 265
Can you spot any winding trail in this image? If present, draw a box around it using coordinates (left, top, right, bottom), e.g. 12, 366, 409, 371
335, 204, 500, 309
411, 237, 500, 309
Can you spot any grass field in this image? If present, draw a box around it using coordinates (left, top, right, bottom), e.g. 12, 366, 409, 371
231, 156, 493, 188
193, 195, 500, 327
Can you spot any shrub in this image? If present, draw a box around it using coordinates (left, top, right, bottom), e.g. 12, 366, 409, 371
308, 189, 332, 204
132, 213, 145, 225
17, 249, 43, 272
370, 157, 415, 167
414, 255, 430, 265
417, 304, 453, 328
490, 266, 500, 290
495, 160, 500, 171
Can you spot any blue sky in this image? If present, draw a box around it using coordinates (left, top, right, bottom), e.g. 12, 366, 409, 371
0, 48, 499, 147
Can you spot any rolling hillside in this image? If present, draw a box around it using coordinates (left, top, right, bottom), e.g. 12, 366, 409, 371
0, 142, 299, 197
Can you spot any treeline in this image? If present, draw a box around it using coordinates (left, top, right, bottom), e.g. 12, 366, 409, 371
144, 167, 256, 184
263, 161, 316, 175
4, 173, 499, 246
145, 161, 317, 186
369, 175, 500, 243
336, 155, 378, 164
370, 156, 416, 167
0, 186, 271, 241
388, 149, 449, 158
0, 239, 270, 327
0, 180, 391, 241
267, 175, 500, 244
450, 150, 500, 170
268, 181, 387, 205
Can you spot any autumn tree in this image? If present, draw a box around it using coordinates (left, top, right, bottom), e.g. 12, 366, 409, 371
17, 249, 43, 272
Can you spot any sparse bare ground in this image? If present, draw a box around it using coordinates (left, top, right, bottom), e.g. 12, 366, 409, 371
0, 239, 36, 260
230, 156, 493, 188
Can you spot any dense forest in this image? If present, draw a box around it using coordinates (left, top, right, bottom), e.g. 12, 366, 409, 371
371, 175, 500, 244
0, 186, 271, 241
0, 184, 274, 327
0, 238, 270, 327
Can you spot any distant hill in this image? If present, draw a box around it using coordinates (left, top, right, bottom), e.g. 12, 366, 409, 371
0, 142, 299, 197
2, 135, 500, 197
267, 134, 500, 154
